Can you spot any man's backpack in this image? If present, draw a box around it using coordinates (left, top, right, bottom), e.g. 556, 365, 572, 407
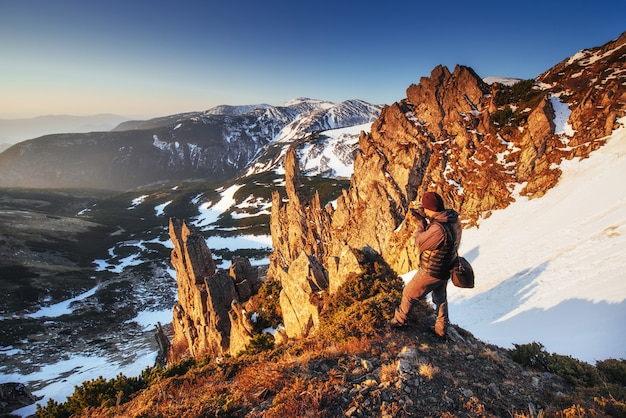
440, 222, 475, 289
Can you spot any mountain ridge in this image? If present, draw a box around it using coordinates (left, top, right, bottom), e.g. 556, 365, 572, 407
0, 99, 382, 190
261, 31, 626, 349
163, 29, 625, 364
135, 31, 626, 416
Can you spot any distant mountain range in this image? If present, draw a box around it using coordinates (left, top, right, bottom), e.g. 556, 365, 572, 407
0, 99, 381, 190
0, 114, 129, 150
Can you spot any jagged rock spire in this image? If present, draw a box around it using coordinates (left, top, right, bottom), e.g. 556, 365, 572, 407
168, 217, 258, 359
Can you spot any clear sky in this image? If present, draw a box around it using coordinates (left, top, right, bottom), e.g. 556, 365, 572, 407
1, 0, 624, 119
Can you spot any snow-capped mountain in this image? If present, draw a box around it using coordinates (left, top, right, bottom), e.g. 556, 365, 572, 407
0, 99, 381, 190
244, 99, 380, 176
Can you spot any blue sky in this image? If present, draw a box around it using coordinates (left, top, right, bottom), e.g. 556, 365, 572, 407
1, 0, 624, 118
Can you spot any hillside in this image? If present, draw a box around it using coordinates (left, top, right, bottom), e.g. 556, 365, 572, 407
33, 278, 626, 417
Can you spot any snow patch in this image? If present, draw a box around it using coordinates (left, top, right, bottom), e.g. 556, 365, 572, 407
26, 286, 99, 319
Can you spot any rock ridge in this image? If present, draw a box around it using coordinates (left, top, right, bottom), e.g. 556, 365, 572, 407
166, 32, 626, 356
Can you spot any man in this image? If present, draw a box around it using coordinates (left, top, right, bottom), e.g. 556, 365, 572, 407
391, 191, 462, 339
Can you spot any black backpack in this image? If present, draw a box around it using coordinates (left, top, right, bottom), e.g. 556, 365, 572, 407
439, 222, 475, 289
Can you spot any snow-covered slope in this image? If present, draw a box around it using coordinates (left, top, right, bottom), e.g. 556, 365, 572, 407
297, 124, 365, 178
446, 118, 626, 363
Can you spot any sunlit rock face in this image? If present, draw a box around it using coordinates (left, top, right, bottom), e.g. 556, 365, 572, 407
168, 217, 260, 358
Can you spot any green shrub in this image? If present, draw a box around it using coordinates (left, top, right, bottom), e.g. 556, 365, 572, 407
547, 353, 600, 387
36, 373, 148, 417
510, 342, 550, 369
36, 359, 206, 417
333, 248, 403, 307
510, 342, 601, 387
161, 357, 198, 378
321, 292, 399, 341
493, 79, 538, 107
36, 399, 71, 418
596, 358, 626, 385
490, 79, 545, 138
319, 247, 404, 342
238, 333, 275, 356
490, 106, 515, 127
245, 277, 283, 332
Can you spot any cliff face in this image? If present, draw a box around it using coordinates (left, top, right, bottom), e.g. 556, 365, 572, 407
269, 32, 626, 339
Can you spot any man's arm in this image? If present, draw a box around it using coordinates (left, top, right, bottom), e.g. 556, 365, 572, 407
416, 223, 445, 251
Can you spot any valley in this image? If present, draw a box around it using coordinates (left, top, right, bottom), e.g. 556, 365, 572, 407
0, 171, 348, 413
0, 187, 178, 394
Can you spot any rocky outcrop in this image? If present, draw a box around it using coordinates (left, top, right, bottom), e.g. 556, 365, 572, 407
0, 383, 40, 415
268, 33, 626, 339
276, 251, 328, 338
269, 65, 501, 331
538, 31, 626, 148
168, 217, 261, 358
166, 33, 625, 347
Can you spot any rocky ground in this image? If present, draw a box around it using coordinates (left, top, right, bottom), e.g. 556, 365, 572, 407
75, 302, 577, 418
328, 320, 567, 418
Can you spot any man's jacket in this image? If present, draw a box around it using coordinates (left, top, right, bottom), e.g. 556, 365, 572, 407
416, 209, 462, 280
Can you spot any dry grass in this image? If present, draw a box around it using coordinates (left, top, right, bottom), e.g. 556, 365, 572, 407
463, 396, 489, 417
120, 374, 236, 417
65, 329, 624, 418
418, 362, 439, 381
380, 361, 400, 383
480, 347, 504, 365
262, 377, 330, 418
93, 337, 364, 418
331, 336, 373, 355
234, 356, 294, 406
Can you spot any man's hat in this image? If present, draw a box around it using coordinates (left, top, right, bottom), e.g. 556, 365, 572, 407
422, 192, 444, 212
